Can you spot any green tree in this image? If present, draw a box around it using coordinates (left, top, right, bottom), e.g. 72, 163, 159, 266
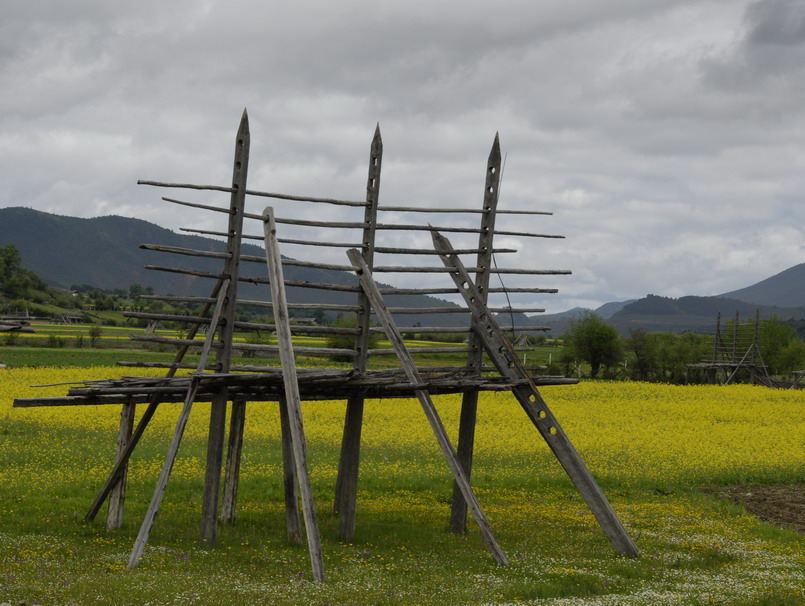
626, 328, 656, 381
565, 312, 623, 379
760, 316, 805, 375
0, 244, 22, 282
88, 325, 103, 347
326, 314, 382, 362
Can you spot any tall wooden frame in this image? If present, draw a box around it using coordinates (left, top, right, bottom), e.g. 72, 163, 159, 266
14, 111, 639, 580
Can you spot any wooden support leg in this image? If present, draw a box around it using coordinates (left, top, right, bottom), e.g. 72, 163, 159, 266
107, 400, 135, 530
221, 396, 247, 524
87, 278, 229, 522
128, 379, 202, 570
450, 390, 478, 533
279, 396, 301, 544
87, 400, 159, 521
347, 248, 509, 567
127, 279, 230, 570
201, 392, 229, 545
431, 230, 640, 558
264, 207, 324, 581
333, 395, 364, 541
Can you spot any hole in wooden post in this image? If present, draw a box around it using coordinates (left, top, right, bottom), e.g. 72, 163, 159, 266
528, 393, 536, 402
538, 410, 547, 419
548, 426, 558, 435
490, 166, 496, 174
488, 186, 494, 194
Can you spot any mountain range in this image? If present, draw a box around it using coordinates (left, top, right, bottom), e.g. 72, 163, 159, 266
2, 206, 804, 335
535, 265, 805, 335
0, 207, 463, 327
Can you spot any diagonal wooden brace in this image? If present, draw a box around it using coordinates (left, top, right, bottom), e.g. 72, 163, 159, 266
347, 248, 510, 567
127, 278, 231, 570
264, 207, 325, 582
430, 230, 640, 558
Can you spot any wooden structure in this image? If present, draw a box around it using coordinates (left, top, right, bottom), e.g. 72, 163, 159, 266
14, 111, 639, 580
0, 318, 34, 333
686, 310, 774, 386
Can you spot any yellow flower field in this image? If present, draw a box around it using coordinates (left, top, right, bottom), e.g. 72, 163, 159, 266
0, 367, 803, 604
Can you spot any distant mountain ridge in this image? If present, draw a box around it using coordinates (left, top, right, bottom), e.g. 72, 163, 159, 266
4, 207, 804, 335
0, 207, 463, 327
607, 294, 805, 334
530, 268, 805, 336
718, 263, 805, 308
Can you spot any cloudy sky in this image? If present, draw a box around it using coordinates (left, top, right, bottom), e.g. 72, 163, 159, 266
2, 0, 804, 312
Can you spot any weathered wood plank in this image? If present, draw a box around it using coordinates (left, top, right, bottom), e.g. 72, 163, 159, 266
375, 223, 565, 239
138, 179, 368, 207
377, 205, 551, 215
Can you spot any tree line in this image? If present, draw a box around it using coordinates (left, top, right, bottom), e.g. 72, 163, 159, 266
561, 311, 805, 383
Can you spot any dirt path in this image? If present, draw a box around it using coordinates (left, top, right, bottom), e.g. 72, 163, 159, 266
701, 484, 805, 534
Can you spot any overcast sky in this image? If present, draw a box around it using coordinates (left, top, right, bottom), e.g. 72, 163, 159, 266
2, 0, 804, 312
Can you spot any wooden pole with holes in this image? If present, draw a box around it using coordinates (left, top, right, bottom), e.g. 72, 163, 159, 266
202, 109, 250, 543
333, 125, 382, 541
451, 133, 502, 533
432, 230, 640, 558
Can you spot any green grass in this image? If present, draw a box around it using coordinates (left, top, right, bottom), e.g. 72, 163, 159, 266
1, 372, 803, 604
1, 320, 562, 373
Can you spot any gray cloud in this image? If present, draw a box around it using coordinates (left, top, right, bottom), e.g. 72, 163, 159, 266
1, 0, 803, 313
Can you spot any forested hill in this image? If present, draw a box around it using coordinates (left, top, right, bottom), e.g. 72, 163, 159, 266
0, 207, 463, 327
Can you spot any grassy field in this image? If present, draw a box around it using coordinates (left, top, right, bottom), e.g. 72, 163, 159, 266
0, 320, 562, 371
0, 364, 802, 605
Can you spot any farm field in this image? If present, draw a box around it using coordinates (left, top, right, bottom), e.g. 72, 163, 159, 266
1, 320, 559, 371
0, 368, 803, 605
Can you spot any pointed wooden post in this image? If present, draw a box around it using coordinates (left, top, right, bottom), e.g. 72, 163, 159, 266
201, 109, 250, 545
334, 125, 382, 541
451, 133, 502, 533
264, 207, 324, 582
431, 230, 640, 558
